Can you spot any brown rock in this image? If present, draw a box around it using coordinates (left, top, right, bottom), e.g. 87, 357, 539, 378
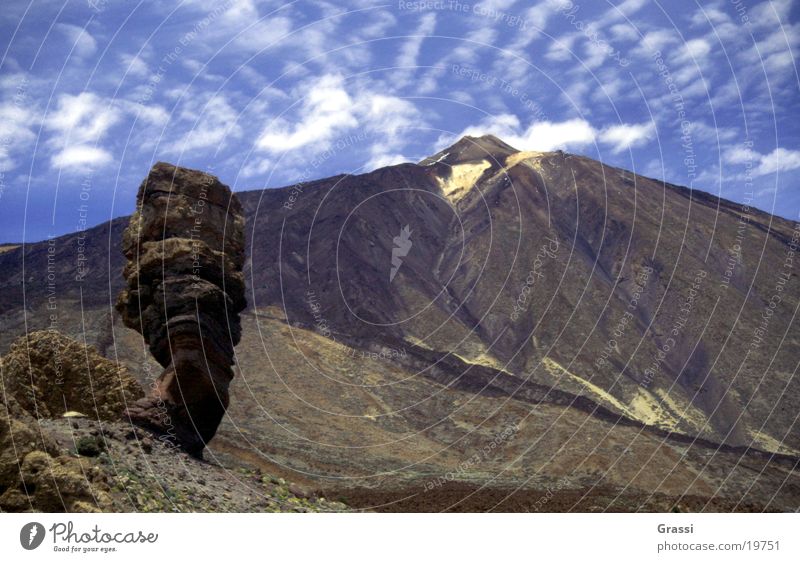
0, 330, 143, 421
0, 401, 112, 512
289, 483, 312, 499
116, 162, 246, 457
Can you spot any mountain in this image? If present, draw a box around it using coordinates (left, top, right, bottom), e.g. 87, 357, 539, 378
1, 135, 798, 511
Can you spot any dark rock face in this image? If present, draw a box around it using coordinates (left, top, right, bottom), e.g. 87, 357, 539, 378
116, 162, 246, 457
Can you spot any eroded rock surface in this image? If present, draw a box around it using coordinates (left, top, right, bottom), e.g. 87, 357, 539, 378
0, 331, 138, 511
1, 330, 143, 421
116, 162, 245, 457
0, 399, 112, 512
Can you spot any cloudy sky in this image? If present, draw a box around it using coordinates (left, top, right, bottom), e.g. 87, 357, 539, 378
0, 0, 798, 241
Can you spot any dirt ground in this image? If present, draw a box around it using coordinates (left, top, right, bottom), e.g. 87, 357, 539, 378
323, 481, 779, 513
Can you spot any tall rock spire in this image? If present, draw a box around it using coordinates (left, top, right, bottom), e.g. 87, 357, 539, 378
116, 162, 246, 457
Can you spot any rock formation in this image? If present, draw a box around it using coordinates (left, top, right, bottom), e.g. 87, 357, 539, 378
1, 330, 143, 421
116, 162, 246, 457
0, 407, 113, 512
0, 332, 126, 512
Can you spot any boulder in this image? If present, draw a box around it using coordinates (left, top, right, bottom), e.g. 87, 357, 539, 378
0, 400, 112, 512
0, 330, 143, 421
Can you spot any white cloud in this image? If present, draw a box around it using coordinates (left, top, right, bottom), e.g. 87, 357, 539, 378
43, 91, 172, 169
764, 49, 795, 73
357, 10, 397, 39
45, 92, 121, 170
120, 53, 149, 78
591, 75, 624, 102
51, 146, 112, 169
364, 94, 418, 137
442, 26, 497, 69
755, 185, 777, 198
598, 122, 655, 153
689, 6, 731, 27
416, 71, 443, 95
527, 119, 597, 150
724, 146, 800, 176
55, 23, 97, 58
674, 75, 710, 97
562, 79, 591, 110
609, 23, 639, 42
689, 121, 739, 143
204, 1, 294, 53
0, 99, 37, 171
395, 13, 436, 68
709, 77, 745, 107
240, 156, 274, 179
257, 75, 358, 152
678, 38, 712, 61
474, 0, 518, 11
202, 0, 372, 66
525, 0, 560, 29
234, 16, 293, 52
118, 100, 169, 127
455, 115, 656, 154
724, 146, 758, 165
753, 148, 800, 176
169, 94, 242, 153
663, 36, 714, 91
739, 23, 800, 68
595, 0, 647, 26
416, 25, 498, 94
584, 40, 610, 69
503, 0, 562, 53
749, 0, 794, 30
255, 74, 419, 162
545, 32, 579, 62
456, 114, 596, 151
631, 29, 678, 57
45, 92, 120, 144
283, 18, 344, 62
450, 113, 517, 146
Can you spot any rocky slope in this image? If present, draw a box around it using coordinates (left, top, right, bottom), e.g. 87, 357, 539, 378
0, 332, 345, 513
240, 134, 799, 455
0, 135, 798, 511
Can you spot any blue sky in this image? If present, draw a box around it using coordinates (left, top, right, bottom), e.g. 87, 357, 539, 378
0, 0, 798, 242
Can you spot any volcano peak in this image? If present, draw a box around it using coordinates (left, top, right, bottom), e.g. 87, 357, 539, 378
420, 134, 520, 166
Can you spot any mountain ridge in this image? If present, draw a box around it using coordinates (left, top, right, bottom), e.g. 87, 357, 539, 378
2, 134, 793, 246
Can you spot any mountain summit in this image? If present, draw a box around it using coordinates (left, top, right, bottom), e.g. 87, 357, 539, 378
420, 134, 521, 166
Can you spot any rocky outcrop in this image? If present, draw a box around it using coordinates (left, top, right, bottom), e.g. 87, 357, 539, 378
0, 330, 143, 421
0, 397, 113, 512
0, 330, 133, 511
116, 162, 246, 457
1, 406, 347, 512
